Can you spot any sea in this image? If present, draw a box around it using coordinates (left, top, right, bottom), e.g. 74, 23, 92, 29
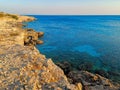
26, 15, 120, 83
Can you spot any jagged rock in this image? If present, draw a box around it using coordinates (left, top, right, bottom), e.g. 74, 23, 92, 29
95, 69, 109, 78
0, 12, 119, 90
76, 83, 82, 90
36, 40, 44, 44
67, 71, 120, 90
56, 61, 72, 75
0, 13, 81, 90
38, 32, 44, 37
24, 29, 44, 46
0, 44, 81, 90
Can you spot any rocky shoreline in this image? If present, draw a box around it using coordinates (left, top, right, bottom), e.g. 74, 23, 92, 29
24, 28, 44, 46
0, 12, 120, 90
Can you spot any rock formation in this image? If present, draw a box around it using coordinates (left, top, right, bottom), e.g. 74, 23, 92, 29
24, 28, 44, 46
0, 12, 119, 90
67, 71, 120, 90
55, 61, 120, 90
0, 12, 81, 90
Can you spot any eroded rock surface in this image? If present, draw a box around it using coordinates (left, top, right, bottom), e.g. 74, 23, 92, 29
0, 12, 119, 90
0, 45, 75, 90
24, 29, 44, 46
56, 61, 120, 90
0, 12, 81, 90
67, 71, 120, 90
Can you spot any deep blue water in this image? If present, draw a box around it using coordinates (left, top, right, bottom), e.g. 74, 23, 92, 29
26, 15, 120, 82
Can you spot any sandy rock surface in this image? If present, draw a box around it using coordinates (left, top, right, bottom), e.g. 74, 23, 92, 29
0, 12, 119, 90
0, 12, 81, 90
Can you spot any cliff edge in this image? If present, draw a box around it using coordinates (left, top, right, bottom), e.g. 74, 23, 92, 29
0, 12, 81, 90
0, 12, 119, 90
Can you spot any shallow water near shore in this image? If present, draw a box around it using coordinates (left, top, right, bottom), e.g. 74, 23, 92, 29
26, 15, 120, 83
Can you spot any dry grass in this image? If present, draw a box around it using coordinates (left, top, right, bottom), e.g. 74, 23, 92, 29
0, 12, 18, 20
0, 13, 4, 17
7, 14, 18, 20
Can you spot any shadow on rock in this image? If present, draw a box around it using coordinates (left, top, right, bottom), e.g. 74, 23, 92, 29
56, 61, 72, 75
78, 62, 94, 72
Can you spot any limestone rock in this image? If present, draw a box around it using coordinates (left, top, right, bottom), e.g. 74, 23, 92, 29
67, 71, 120, 90
36, 40, 44, 44
38, 32, 44, 37
0, 12, 119, 90
0, 12, 81, 90
24, 29, 44, 46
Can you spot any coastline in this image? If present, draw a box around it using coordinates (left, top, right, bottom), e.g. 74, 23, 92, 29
0, 12, 119, 90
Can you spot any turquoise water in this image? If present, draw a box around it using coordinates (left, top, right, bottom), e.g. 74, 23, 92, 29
27, 15, 120, 82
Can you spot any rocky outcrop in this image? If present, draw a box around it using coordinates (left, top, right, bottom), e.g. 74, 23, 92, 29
0, 45, 80, 90
0, 12, 119, 90
38, 32, 44, 37
0, 13, 82, 90
67, 71, 120, 90
0, 21, 25, 46
24, 29, 44, 46
56, 61, 120, 90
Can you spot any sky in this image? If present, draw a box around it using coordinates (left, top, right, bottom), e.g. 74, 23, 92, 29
0, 0, 120, 15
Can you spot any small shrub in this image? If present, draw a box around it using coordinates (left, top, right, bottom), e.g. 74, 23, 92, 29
7, 14, 18, 20
0, 13, 18, 20
0, 13, 5, 18
11, 15, 18, 20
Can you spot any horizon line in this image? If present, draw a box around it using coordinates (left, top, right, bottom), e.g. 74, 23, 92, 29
23, 14, 120, 16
